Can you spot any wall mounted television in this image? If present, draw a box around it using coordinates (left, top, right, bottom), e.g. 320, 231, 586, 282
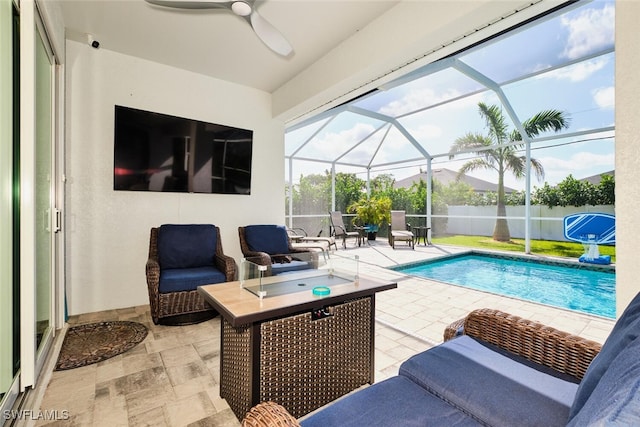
114, 105, 253, 195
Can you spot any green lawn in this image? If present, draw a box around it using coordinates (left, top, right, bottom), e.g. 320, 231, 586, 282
431, 235, 616, 262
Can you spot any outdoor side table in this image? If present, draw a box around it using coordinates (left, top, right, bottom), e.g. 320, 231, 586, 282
354, 226, 369, 246
412, 226, 431, 246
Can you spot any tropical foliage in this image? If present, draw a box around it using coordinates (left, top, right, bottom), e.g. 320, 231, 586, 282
348, 195, 392, 229
448, 102, 570, 241
533, 174, 615, 207
286, 170, 613, 237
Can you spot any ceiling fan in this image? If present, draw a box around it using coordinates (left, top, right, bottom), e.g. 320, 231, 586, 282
145, 0, 293, 57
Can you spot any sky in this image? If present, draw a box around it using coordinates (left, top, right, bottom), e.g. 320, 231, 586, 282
285, 0, 615, 192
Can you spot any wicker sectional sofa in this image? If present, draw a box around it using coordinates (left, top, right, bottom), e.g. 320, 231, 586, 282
242, 292, 640, 427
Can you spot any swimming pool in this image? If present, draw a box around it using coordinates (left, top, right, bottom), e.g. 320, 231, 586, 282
393, 252, 616, 318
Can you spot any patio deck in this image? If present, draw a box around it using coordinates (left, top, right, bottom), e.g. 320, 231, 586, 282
33, 241, 615, 426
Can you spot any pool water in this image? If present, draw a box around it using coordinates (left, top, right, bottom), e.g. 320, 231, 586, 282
395, 253, 616, 318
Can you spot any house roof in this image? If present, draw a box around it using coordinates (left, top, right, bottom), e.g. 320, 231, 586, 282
393, 168, 517, 194
579, 171, 615, 185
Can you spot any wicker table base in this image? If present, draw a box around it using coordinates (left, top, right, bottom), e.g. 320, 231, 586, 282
220, 297, 374, 420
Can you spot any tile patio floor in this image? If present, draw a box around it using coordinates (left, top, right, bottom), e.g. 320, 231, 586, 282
32, 241, 616, 427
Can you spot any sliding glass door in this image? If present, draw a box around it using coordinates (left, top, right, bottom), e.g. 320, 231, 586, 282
34, 12, 54, 357
2, 0, 61, 412
0, 0, 19, 407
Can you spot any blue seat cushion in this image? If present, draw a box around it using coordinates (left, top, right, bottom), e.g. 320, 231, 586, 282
158, 224, 217, 269
159, 266, 226, 293
566, 333, 640, 426
300, 376, 482, 427
271, 260, 312, 275
568, 291, 640, 420
399, 335, 579, 427
244, 225, 289, 255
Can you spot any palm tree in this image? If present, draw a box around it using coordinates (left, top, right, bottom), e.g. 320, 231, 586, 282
449, 102, 569, 242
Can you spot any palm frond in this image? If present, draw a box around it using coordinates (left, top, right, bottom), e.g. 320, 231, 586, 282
458, 158, 497, 176
449, 133, 493, 159
506, 154, 526, 179
521, 110, 570, 137
478, 102, 509, 142
530, 158, 545, 182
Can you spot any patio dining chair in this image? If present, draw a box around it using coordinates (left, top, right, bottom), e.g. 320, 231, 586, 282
329, 211, 360, 249
388, 210, 414, 249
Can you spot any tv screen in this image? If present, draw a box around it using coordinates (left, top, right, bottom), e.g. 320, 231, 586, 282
114, 105, 253, 194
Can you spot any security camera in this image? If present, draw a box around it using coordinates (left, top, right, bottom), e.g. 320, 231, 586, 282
87, 34, 100, 49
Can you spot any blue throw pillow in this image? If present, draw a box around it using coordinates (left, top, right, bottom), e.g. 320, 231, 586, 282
568, 291, 640, 421
157, 224, 217, 269
567, 333, 640, 426
244, 225, 289, 255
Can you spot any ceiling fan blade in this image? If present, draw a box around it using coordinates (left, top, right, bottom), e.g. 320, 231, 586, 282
147, 0, 292, 56
249, 10, 293, 57
145, 0, 231, 10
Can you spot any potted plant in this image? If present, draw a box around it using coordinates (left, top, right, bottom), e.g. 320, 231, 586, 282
348, 195, 392, 240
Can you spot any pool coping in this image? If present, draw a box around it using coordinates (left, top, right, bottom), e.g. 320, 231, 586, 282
388, 249, 616, 273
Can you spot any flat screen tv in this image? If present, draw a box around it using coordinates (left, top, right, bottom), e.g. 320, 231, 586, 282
114, 105, 253, 194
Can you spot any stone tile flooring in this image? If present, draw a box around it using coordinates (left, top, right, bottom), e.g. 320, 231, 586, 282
33, 242, 616, 426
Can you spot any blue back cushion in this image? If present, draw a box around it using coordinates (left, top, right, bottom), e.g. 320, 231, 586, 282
157, 224, 217, 269
568, 291, 640, 420
567, 333, 640, 426
244, 225, 289, 255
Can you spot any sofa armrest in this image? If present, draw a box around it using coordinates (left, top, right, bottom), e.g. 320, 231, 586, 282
242, 250, 273, 267
242, 401, 300, 427
288, 247, 320, 266
447, 308, 601, 380
145, 257, 161, 323
215, 253, 238, 281
146, 257, 160, 281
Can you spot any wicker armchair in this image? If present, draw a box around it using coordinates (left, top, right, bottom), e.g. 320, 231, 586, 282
146, 224, 237, 325
238, 225, 318, 276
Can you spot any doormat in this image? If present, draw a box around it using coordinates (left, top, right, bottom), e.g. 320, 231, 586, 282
55, 321, 148, 371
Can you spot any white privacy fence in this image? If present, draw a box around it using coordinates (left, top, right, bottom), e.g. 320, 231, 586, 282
286, 205, 615, 243
443, 205, 615, 241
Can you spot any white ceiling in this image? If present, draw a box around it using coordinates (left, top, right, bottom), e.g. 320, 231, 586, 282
59, 0, 399, 94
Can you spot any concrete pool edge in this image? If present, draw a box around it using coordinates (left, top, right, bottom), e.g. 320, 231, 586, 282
388, 249, 616, 273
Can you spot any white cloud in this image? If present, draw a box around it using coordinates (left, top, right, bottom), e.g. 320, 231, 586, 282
308, 123, 377, 159
561, 4, 614, 60
540, 58, 608, 82
593, 86, 614, 109
378, 87, 465, 116
539, 151, 614, 173
411, 124, 444, 141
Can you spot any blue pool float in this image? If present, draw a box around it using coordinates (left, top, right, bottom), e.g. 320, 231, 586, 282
579, 254, 611, 265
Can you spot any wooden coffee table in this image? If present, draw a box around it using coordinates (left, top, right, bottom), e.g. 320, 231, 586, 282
198, 269, 397, 419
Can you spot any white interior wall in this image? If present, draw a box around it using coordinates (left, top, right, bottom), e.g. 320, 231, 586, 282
65, 40, 284, 315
